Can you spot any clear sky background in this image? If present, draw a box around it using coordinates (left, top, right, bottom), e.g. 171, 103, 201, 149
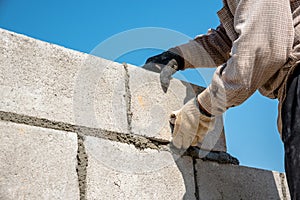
0, 0, 285, 172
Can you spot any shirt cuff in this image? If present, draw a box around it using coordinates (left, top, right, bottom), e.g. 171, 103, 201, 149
176, 41, 216, 69
197, 87, 226, 116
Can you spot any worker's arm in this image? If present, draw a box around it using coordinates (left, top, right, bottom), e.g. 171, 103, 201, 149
197, 0, 294, 115
175, 24, 232, 69
171, 0, 294, 149
142, 24, 232, 91
143, 24, 232, 71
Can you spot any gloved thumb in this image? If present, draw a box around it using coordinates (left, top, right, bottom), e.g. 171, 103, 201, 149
169, 109, 180, 125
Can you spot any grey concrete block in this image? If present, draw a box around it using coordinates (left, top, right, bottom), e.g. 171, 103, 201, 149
127, 64, 226, 152
0, 28, 128, 134
84, 136, 196, 200
0, 120, 79, 200
195, 159, 290, 200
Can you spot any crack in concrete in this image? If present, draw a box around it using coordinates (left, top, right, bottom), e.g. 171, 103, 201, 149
123, 63, 133, 134
280, 173, 288, 200
76, 133, 88, 200
0, 111, 167, 150
192, 158, 200, 200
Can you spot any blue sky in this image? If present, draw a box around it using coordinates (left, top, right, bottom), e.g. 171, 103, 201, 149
0, 0, 285, 172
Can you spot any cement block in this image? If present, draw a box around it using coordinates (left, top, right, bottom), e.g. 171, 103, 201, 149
0, 28, 127, 133
128, 64, 226, 152
195, 159, 290, 200
0, 120, 79, 200
84, 136, 196, 200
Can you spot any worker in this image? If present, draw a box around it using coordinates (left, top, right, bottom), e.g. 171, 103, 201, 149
143, 0, 300, 199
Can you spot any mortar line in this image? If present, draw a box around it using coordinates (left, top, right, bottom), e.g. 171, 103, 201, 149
123, 62, 133, 134
280, 173, 288, 200
192, 158, 200, 200
76, 133, 88, 200
0, 111, 168, 150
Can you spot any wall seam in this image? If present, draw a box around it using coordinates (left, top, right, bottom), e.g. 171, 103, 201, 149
0, 111, 167, 150
76, 133, 88, 200
280, 173, 288, 200
193, 158, 200, 200
123, 62, 133, 134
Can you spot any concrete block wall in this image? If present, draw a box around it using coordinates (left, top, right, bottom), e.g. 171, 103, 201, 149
0, 28, 291, 200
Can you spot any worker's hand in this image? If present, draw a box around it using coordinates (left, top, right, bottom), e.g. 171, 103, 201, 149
170, 97, 215, 150
142, 49, 184, 92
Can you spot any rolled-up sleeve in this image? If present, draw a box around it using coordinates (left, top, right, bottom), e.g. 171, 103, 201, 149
197, 0, 294, 115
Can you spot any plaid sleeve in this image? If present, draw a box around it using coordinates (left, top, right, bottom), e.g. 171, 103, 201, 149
198, 0, 294, 115
176, 24, 232, 69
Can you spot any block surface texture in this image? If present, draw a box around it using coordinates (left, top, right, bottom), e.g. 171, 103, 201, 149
0, 28, 226, 151
0, 28, 128, 134
128, 64, 226, 151
84, 136, 196, 200
195, 159, 290, 200
0, 120, 79, 200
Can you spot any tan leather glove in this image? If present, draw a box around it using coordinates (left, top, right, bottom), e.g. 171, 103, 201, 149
170, 97, 215, 150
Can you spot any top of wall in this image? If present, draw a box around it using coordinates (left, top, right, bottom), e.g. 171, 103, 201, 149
0, 27, 226, 151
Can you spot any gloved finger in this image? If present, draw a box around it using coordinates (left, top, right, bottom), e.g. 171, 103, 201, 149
172, 116, 195, 150
191, 135, 201, 146
160, 59, 178, 92
145, 54, 161, 64
171, 132, 183, 149
176, 115, 199, 150
169, 110, 180, 125
182, 134, 195, 150
171, 110, 182, 136
171, 112, 183, 148
181, 126, 199, 150
142, 62, 163, 73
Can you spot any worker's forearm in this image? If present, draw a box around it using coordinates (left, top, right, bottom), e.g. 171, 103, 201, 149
198, 0, 294, 115
175, 25, 231, 69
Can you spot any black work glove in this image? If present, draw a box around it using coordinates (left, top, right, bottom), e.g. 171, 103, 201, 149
142, 48, 184, 92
